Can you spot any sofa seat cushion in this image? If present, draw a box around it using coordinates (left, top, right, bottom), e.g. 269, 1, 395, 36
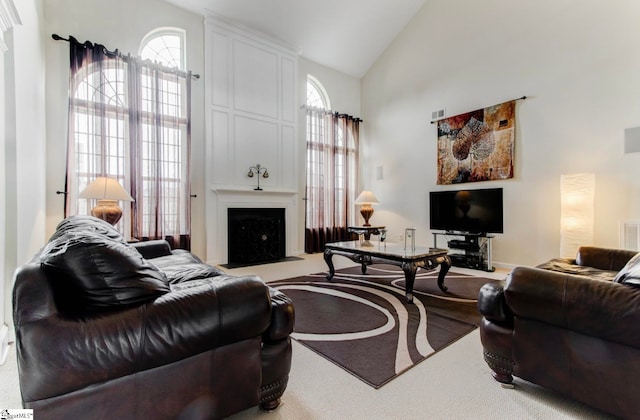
148, 250, 225, 284
162, 263, 225, 284
41, 233, 169, 314
150, 249, 203, 267
536, 258, 618, 282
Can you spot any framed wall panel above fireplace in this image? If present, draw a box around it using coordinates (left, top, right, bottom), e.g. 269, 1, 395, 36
204, 14, 299, 264
204, 13, 298, 192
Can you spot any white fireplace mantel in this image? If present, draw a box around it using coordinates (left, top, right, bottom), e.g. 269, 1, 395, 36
206, 186, 299, 264
212, 185, 298, 195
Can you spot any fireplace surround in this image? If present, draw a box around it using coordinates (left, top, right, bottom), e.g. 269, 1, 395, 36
207, 188, 299, 265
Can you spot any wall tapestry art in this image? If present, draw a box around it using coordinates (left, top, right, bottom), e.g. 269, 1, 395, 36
437, 100, 515, 184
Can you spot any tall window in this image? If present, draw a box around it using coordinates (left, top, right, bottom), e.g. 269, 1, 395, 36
70, 61, 130, 225
65, 30, 192, 248
305, 75, 360, 253
137, 29, 189, 241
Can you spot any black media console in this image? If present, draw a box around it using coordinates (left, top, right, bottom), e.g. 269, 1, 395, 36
432, 232, 495, 272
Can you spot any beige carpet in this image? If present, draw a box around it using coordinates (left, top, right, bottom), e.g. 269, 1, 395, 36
0, 253, 614, 419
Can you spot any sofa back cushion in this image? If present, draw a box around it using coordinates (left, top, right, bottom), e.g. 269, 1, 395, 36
51, 214, 128, 244
41, 231, 169, 314
575, 246, 638, 271
614, 252, 640, 287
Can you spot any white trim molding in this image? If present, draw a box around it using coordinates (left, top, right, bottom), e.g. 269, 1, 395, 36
0, 324, 8, 365
0, 0, 20, 365
0, 0, 21, 52
208, 186, 299, 265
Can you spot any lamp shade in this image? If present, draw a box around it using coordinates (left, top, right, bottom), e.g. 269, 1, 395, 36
560, 173, 594, 257
355, 190, 380, 205
79, 177, 133, 225
355, 190, 379, 227
79, 177, 134, 201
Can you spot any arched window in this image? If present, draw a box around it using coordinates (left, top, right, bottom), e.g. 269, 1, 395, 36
139, 28, 186, 70
306, 74, 330, 110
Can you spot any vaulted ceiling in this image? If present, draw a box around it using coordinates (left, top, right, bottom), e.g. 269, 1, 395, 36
162, 0, 428, 78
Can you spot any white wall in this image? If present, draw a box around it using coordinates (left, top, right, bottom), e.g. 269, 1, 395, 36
0, 16, 5, 354
43, 0, 207, 257
10, 0, 46, 264
362, 0, 640, 266
2, 0, 46, 345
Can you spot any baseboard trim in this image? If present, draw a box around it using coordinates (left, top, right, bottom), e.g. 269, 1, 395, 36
491, 261, 517, 272
0, 324, 9, 365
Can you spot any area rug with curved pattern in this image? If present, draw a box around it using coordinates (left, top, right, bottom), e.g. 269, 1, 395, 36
270, 265, 496, 388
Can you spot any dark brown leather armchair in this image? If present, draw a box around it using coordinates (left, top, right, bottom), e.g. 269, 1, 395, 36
13, 216, 294, 419
478, 246, 640, 419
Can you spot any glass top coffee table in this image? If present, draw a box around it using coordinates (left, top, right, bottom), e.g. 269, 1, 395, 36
324, 241, 451, 303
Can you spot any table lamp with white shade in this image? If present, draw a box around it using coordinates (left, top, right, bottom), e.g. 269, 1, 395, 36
79, 176, 134, 225
354, 190, 380, 226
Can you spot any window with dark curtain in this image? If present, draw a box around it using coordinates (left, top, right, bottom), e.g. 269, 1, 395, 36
63, 34, 192, 249
304, 77, 360, 253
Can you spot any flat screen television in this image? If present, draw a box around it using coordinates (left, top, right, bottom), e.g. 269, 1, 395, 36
429, 188, 503, 234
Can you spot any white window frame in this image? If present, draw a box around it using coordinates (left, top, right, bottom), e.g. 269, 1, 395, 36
306, 74, 331, 110
139, 27, 187, 70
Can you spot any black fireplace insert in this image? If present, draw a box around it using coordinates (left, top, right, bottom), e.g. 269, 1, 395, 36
227, 208, 286, 267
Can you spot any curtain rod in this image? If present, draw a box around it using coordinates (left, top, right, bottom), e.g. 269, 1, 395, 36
301, 105, 363, 123
430, 96, 527, 124
52, 34, 200, 80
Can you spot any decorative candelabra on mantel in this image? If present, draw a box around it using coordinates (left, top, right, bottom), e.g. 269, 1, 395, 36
247, 164, 269, 190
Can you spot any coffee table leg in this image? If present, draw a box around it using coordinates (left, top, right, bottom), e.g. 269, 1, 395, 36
360, 255, 371, 275
324, 248, 335, 280
437, 255, 452, 292
401, 262, 417, 303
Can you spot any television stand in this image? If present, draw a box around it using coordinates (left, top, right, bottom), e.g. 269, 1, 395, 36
433, 232, 495, 272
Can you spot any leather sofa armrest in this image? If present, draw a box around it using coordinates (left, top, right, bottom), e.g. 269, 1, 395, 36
264, 288, 295, 342
477, 280, 512, 326
16, 275, 272, 403
149, 275, 272, 351
575, 246, 637, 271
130, 239, 173, 259
505, 266, 640, 348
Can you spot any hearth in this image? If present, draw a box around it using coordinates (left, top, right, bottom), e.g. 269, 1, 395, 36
228, 208, 286, 266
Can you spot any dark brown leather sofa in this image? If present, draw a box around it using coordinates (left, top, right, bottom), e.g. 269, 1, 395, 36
478, 246, 640, 419
13, 215, 294, 419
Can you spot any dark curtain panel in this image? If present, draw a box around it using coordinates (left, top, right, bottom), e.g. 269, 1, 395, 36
64, 37, 128, 226
305, 110, 360, 253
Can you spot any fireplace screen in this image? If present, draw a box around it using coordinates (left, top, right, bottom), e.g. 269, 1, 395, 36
228, 208, 286, 266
